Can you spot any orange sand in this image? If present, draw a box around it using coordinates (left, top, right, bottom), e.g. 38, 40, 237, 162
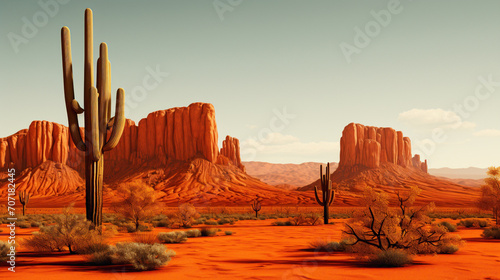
1, 219, 499, 279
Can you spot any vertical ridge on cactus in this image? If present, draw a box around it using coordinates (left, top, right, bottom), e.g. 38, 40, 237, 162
61, 8, 126, 228
251, 199, 262, 218
19, 190, 30, 216
314, 163, 335, 224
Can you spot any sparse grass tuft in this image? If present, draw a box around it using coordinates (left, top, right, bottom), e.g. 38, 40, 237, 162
309, 240, 347, 252
370, 249, 412, 267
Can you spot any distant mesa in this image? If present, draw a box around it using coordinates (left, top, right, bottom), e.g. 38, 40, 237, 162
300, 123, 479, 207
339, 123, 427, 173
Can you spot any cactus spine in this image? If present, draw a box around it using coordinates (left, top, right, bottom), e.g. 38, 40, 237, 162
251, 199, 262, 218
61, 8, 125, 228
19, 190, 30, 216
314, 163, 335, 224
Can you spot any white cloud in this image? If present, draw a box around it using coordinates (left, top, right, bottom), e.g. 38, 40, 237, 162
473, 129, 500, 137
398, 108, 475, 130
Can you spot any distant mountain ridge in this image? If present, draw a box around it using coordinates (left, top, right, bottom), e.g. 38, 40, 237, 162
428, 167, 488, 180
242, 161, 337, 189
243, 163, 488, 189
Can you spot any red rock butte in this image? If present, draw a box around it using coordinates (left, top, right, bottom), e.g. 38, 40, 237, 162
339, 123, 427, 172
0, 103, 243, 175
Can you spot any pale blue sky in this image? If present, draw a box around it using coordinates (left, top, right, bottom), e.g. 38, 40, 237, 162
1, 0, 500, 168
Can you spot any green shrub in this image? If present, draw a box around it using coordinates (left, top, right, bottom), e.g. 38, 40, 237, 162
438, 244, 459, 254
114, 242, 175, 270
200, 228, 218, 237
439, 221, 457, 232
224, 231, 233, 235
482, 227, 500, 239
157, 231, 187, 243
370, 249, 412, 267
186, 229, 202, 238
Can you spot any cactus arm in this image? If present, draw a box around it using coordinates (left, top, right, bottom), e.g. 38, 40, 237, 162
61, 26, 86, 151
71, 99, 84, 114
314, 185, 325, 206
84, 8, 93, 104
103, 88, 125, 151
328, 189, 335, 206
90, 87, 101, 162
98, 43, 112, 150
107, 117, 115, 130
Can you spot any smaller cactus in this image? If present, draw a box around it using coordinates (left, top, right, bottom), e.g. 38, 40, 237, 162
314, 163, 335, 224
19, 190, 30, 216
251, 199, 262, 218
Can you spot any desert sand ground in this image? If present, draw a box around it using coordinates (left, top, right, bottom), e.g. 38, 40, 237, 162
1, 215, 499, 280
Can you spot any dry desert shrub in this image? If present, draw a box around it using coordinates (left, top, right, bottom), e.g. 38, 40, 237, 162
91, 242, 175, 270
478, 167, 500, 225
0, 241, 12, 261
309, 239, 347, 252
186, 229, 202, 238
157, 231, 188, 243
457, 218, 488, 228
112, 183, 163, 232
23, 206, 105, 254
342, 186, 463, 265
200, 227, 218, 237
439, 221, 457, 232
482, 226, 500, 239
176, 203, 200, 228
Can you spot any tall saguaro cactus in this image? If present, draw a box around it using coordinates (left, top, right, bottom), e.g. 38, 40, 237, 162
314, 163, 335, 224
61, 8, 125, 228
19, 190, 30, 216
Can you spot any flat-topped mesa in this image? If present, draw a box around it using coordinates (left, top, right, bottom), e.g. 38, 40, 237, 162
0, 103, 224, 173
217, 135, 245, 172
339, 123, 427, 173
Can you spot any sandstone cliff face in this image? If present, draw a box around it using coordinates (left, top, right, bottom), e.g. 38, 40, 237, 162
339, 123, 427, 172
218, 135, 245, 172
0, 103, 247, 174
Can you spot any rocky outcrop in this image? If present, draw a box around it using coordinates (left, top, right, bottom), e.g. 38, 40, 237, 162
218, 136, 245, 172
339, 123, 427, 172
0, 103, 235, 174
